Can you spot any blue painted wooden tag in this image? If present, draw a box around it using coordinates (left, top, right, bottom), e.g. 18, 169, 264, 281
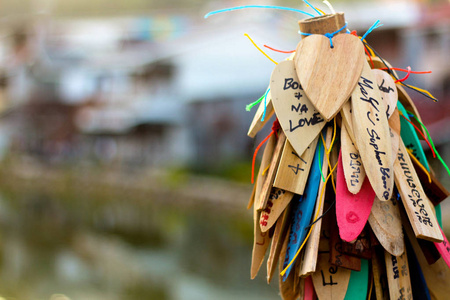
282, 130, 326, 280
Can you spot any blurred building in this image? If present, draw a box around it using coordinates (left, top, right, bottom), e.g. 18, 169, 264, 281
0, 1, 447, 175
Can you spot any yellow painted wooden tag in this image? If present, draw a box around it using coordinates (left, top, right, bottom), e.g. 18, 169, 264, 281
341, 124, 366, 194
394, 137, 443, 242
257, 132, 287, 210
269, 60, 326, 158
373, 69, 398, 119
351, 60, 393, 201
298, 128, 331, 277
368, 195, 404, 256
388, 108, 401, 168
247, 90, 275, 138
267, 207, 291, 284
403, 214, 450, 300
340, 100, 357, 146
294, 34, 365, 121
251, 207, 272, 279
384, 248, 412, 300
260, 188, 294, 232
274, 137, 319, 194
311, 253, 351, 300
254, 134, 276, 205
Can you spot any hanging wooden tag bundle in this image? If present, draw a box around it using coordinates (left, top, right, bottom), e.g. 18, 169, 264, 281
206, 5, 450, 299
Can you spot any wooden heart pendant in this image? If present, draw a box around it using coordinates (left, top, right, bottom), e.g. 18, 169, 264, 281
294, 34, 365, 121
269, 60, 326, 158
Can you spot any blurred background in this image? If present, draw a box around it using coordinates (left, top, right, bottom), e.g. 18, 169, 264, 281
0, 0, 447, 299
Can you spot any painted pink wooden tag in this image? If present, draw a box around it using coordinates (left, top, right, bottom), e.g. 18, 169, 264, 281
336, 150, 376, 242
305, 276, 315, 300
434, 225, 450, 269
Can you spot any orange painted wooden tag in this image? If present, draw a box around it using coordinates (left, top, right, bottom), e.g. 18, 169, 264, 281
384, 248, 413, 300
311, 253, 351, 300
294, 34, 365, 121
394, 137, 443, 242
257, 132, 287, 210
269, 60, 326, 158
260, 188, 294, 232
373, 69, 398, 119
368, 195, 404, 256
341, 124, 366, 194
351, 60, 393, 201
336, 151, 376, 242
274, 137, 318, 195
247, 90, 275, 138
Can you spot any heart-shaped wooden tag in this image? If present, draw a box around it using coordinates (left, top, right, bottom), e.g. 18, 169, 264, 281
294, 34, 365, 121
270, 60, 326, 158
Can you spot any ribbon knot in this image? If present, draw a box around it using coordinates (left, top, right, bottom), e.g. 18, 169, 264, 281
299, 22, 347, 48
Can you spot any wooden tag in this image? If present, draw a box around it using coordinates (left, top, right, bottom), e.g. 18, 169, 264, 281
394, 138, 443, 242
403, 215, 450, 300
351, 60, 393, 201
340, 101, 357, 146
330, 217, 362, 271
304, 276, 315, 300
247, 180, 256, 210
343, 259, 369, 300
311, 253, 351, 300
372, 246, 390, 300
398, 101, 429, 169
254, 135, 277, 205
339, 228, 373, 260
260, 188, 295, 232
388, 108, 401, 168
404, 237, 432, 300
336, 151, 376, 242
299, 127, 332, 277
269, 60, 326, 158
385, 248, 413, 300
251, 207, 272, 279
247, 90, 275, 138
274, 137, 319, 195
434, 225, 450, 268
282, 136, 326, 278
368, 195, 404, 256
412, 159, 450, 206
341, 125, 366, 194
373, 69, 398, 119
279, 227, 303, 300
267, 207, 291, 283
397, 83, 427, 140
294, 34, 365, 121
257, 131, 287, 210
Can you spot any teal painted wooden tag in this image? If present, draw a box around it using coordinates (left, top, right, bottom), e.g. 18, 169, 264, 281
344, 259, 369, 300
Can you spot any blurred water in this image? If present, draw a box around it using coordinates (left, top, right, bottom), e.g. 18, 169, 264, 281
0, 180, 279, 300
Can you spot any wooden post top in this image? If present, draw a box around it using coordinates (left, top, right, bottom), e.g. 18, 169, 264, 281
298, 13, 346, 39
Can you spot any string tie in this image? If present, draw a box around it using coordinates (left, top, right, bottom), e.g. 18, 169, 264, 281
299, 22, 348, 48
